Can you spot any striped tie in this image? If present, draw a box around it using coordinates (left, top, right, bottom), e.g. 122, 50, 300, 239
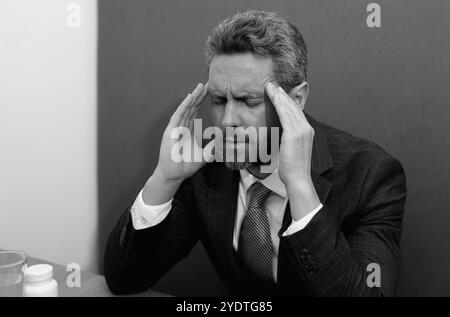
238, 181, 274, 282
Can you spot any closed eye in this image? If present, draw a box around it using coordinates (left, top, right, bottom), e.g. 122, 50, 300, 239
234, 97, 262, 107
246, 99, 263, 107
211, 96, 262, 107
212, 96, 226, 105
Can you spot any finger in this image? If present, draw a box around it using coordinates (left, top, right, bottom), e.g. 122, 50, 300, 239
264, 82, 294, 130
169, 93, 194, 127
276, 86, 305, 124
276, 86, 304, 118
191, 83, 204, 101
186, 84, 208, 126
182, 83, 207, 127
191, 82, 208, 108
273, 86, 311, 136
264, 81, 278, 102
277, 87, 313, 134
180, 84, 202, 126
189, 109, 199, 132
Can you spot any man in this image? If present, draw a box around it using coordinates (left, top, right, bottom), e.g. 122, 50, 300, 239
104, 10, 406, 296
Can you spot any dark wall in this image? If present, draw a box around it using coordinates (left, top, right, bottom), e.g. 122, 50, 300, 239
98, 0, 450, 296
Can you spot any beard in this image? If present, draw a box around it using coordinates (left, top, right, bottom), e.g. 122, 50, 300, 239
214, 126, 278, 171
224, 161, 253, 170
221, 141, 255, 170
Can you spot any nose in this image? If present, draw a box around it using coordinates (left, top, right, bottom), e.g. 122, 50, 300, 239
221, 100, 241, 128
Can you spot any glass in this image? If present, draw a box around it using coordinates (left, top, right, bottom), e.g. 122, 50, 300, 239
0, 251, 27, 297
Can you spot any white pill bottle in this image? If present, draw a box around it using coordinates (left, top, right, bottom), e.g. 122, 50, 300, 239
23, 264, 58, 297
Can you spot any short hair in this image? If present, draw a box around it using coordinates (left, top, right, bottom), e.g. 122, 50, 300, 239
205, 10, 308, 90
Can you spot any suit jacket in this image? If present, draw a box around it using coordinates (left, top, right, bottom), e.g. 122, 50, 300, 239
103, 114, 407, 297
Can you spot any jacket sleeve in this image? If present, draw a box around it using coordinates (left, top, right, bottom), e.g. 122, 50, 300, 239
103, 178, 200, 295
280, 156, 407, 296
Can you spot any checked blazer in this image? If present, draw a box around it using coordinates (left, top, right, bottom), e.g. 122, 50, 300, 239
104, 114, 407, 297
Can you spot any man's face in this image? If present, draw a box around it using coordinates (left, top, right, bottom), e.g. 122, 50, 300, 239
207, 53, 279, 170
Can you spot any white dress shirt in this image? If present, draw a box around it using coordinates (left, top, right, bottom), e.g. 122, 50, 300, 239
130, 169, 323, 282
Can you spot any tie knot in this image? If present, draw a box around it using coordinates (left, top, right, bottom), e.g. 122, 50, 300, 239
248, 182, 271, 209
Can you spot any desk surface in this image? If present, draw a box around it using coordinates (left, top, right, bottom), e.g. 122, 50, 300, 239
24, 255, 168, 297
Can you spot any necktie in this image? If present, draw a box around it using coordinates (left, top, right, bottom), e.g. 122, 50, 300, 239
238, 181, 274, 282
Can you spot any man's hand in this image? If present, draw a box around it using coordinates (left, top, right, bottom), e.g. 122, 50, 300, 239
143, 83, 214, 205
264, 82, 321, 220
155, 83, 214, 181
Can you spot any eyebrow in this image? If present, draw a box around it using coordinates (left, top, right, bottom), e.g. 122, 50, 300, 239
234, 93, 262, 99
209, 89, 262, 99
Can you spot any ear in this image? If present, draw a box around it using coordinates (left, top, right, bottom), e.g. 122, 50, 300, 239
288, 81, 309, 111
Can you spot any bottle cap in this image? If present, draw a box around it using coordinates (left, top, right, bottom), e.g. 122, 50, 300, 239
25, 264, 53, 283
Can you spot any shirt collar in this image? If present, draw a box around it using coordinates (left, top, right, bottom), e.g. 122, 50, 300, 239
239, 168, 287, 199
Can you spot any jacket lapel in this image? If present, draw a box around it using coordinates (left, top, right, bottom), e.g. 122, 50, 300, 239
206, 165, 242, 280
205, 114, 335, 283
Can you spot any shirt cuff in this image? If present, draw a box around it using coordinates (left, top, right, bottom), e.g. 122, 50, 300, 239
282, 203, 323, 236
130, 189, 173, 230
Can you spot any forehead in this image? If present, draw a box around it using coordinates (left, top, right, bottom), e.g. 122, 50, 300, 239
208, 54, 274, 95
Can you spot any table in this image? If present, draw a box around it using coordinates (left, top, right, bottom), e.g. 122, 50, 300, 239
1, 250, 169, 297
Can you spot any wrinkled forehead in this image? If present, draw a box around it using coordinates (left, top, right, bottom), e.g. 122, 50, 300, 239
208, 54, 274, 96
